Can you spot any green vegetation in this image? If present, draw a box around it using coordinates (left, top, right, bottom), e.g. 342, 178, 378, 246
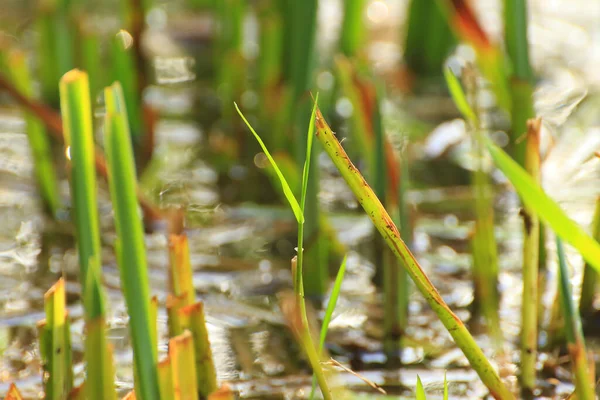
1, 1, 598, 399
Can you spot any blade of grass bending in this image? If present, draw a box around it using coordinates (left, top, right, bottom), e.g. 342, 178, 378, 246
579, 196, 600, 316
0, 50, 60, 217
444, 67, 477, 124
104, 89, 159, 400
555, 238, 595, 400
313, 107, 514, 400
416, 375, 426, 400
59, 70, 104, 320
235, 103, 303, 223
485, 138, 600, 273
310, 255, 347, 399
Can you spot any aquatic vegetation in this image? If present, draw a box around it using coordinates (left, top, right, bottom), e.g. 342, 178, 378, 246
1, 1, 599, 399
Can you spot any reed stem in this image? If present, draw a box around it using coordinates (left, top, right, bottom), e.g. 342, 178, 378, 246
314, 107, 514, 400
520, 118, 541, 392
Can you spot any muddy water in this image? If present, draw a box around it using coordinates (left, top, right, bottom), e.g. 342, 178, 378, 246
1, 0, 600, 399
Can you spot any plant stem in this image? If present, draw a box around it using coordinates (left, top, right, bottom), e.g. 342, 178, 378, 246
314, 107, 514, 400
520, 118, 541, 392
556, 238, 595, 400
579, 196, 600, 316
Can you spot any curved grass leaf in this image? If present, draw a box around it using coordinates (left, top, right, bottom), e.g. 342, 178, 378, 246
235, 103, 303, 223
444, 67, 477, 124
486, 138, 600, 273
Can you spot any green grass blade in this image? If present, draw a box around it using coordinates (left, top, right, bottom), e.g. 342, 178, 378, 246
556, 238, 595, 400
340, 0, 366, 57
314, 107, 514, 400
485, 138, 600, 273
235, 102, 303, 223
444, 67, 477, 124
300, 93, 318, 213
59, 70, 104, 319
310, 254, 347, 400
104, 86, 159, 400
319, 254, 347, 350
416, 375, 426, 400
169, 331, 199, 399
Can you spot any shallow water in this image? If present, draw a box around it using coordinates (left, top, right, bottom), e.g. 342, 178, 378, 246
1, 0, 600, 399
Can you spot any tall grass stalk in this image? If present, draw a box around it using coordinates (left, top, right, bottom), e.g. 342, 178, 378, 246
404, 0, 455, 78
111, 31, 143, 142
340, 0, 366, 57
77, 20, 104, 104
555, 238, 595, 400
104, 83, 159, 400
372, 82, 407, 356
37, 0, 75, 107
444, 67, 501, 343
313, 107, 514, 399
504, 0, 535, 167
0, 49, 61, 217
519, 118, 541, 392
169, 234, 196, 307
579, 196, 600, 316
59, 70, 103, 317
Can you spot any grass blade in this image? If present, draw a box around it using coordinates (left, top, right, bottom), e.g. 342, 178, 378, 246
444, 67, 477, 124
556, 238, 595, 400
485, 138, 600, 273
416, 376, 426, 400
59, 70, 104, 319
314, 107, 514, 399
310, 255, 347, 399
235, 103, 303, 223
104, 85, 159, 400
340, 0, 366, 57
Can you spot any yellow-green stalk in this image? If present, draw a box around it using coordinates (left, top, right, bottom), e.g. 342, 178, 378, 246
314, 107, 514, 400
104, 83, 159, 400
169, 331, 199, 400
520, 118, 541, 392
